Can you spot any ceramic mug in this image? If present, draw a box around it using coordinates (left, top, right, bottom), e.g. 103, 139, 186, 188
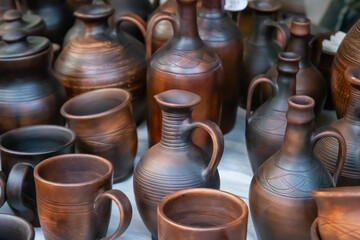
0, 125, 75, 226
157, 188, 248, 240
34, 154, 132, 240
0, 214, 35, 240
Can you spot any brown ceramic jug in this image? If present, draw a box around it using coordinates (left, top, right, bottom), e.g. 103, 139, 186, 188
246, 52, 300, 173
197, 0, 243, 134
55, 4, 147, 124
0, 214, 35, 240
146, 0, 223, 150
0, 30, 65, 133
133, 89, 223, 239
315, 67, 360, 186
240, 0, 288, 109
249, 95, 346, 240
331, 20, 360, 118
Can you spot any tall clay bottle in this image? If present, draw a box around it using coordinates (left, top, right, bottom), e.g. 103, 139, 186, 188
197, 0, 243, 134
246, 52, 300, 173
250, 95, 346, 240
240, 0, 287, 109
133, 89, 223, 239
315, 67, 360, 186
146, 0, 223, 150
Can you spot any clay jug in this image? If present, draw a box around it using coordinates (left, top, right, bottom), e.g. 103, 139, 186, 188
133, 89, 223, 239
55, 4, 147, 125
0, 30, 65, 133
246, 52, 300, 173
197, 0, 243, 134
249, 95, 346, 240
315, 67, 360, 186
146, 0, 223, 150
240, 0, 288, 109
331, 20, 360, 118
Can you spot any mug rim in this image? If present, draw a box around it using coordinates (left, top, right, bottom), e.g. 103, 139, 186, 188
158, 188, 248, 232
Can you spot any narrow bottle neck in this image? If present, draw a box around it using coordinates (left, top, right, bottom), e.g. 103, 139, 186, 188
248, 11, 275, 44
275, 71, 297, 104
286, 36, 311, 67
178, 1, 201, 39
83, 18, 108, 36
202, 0, 223, 11
345, 84, 360, 123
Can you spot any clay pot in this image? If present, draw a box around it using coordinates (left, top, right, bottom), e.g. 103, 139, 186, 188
315, 67, 360, 186
240, 0, 288, 109
0, 214, 35, 240
312, 186, 360, 240
158, 188, 248, 240
61, 88, 137, 183
134, 89, 223, 239
249, 95, 346, 240
246, 52, 300, 173
0, 30, 65, 133
34, 154, 132, 240
197, 0, 243, 134
318, 45, 335, 110
0, 125, 75, 226
146, 0, 223, 150
331, 20, 360, 118
55, 4, 147, 124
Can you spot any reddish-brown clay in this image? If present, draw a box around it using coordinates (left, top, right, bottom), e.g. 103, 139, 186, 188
61, 88, 138, 183
158, 188, 248, 240
249, 95, 346, 240
0, 214, 35, 240
134, 89, 223, 239
34, 154, 132, 240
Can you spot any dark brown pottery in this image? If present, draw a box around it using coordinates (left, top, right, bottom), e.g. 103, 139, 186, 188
246, 52, 300, 173
331, 20, 360, 118
0, 30, 65, 133
0, 214, 35, 240
0, 125, 75, 226
61, 88, 138, 183
197, 0, 243, 134
0, 0, 16, 17
0, 172, 5, 207
146, 0, 223, 150
157, 188, 248, 240
315, 67, 360, 186
249, 95, 346, 240
34, 154, 132, 240
240, 0, 288, 109
134, 89, 223, 239
56, 4, 147, 125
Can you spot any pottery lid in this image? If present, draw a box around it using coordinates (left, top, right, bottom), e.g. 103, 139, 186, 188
0, 10, 44, 36
74, 4, 114, 20
0, 30, 50, 58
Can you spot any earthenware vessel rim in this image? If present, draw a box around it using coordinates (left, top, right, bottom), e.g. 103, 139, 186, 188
248, 1, 281, 13
312, 186, 360, 198
345, 67, 360, 86
34, 153, 113, 188
288, 95, 315, 110
0, 125, 76, 156
73, 4, 114, 20
279, 51, 301, 62
61, 88, 132, 120
158, 188, 248, 231
154, 89, 201, 110
0, 213, 35, 239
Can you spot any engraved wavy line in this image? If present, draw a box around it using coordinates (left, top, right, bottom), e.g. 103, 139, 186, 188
319, 218, 360, 238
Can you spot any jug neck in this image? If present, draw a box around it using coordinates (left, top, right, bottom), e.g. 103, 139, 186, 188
201, 0, 223, 11
248, 11, 276, 44
287, 36, 311, 67
82, 19, 108, 37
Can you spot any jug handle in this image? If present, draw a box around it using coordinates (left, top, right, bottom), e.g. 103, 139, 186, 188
309, 35, 322, 67
146, 12, 179, 60
246, 76, 277, 125
264, 19, 290, 50
114, 13, 147, 40
152, 0, 160, 11
311, 127, 346, 186
181, 119, 224, 181
94, 189, 132, 240
0, 171, 6, 207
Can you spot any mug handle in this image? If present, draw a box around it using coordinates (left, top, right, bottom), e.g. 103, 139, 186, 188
94, 189, 132, 240
311, 127, 346, 186
114, 13, 147, 40
0, 171, 6, 207
263, 19, 290, 50
181, 119, 224, 181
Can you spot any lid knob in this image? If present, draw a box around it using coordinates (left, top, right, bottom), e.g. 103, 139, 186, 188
3, 10, 22, 22
2, 29, 27, 43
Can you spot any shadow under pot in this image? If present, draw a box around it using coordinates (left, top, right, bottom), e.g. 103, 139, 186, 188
0, 214, 35, 240
0, 125, 75, 226
61, 88, 138, 183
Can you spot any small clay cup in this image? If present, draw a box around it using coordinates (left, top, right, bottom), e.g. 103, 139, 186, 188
34, 154, 132, 240
158, 188, 248, 240
61, 88, 138, 183
0, 125, 75, 226
0, 214, 35, 240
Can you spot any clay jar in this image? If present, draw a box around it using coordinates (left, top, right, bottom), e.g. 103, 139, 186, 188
331, 20, 360, 118
158, 188, 248, 240
133, 89, 223, 239
315, 67, 360, 186
246, 52, 300, 173
197, 0, 243, 134
249, 95, 346, 240
61, 88, 138, 183
0, 214, 35, 240
55, 4, 147, 124
146, 0, 223, 150
0, 30, 65, 133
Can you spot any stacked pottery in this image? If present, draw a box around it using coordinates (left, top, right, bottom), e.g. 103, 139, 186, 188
246, 52, 300, 173
250, 95, 346, 240
0, 0, 15, 17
